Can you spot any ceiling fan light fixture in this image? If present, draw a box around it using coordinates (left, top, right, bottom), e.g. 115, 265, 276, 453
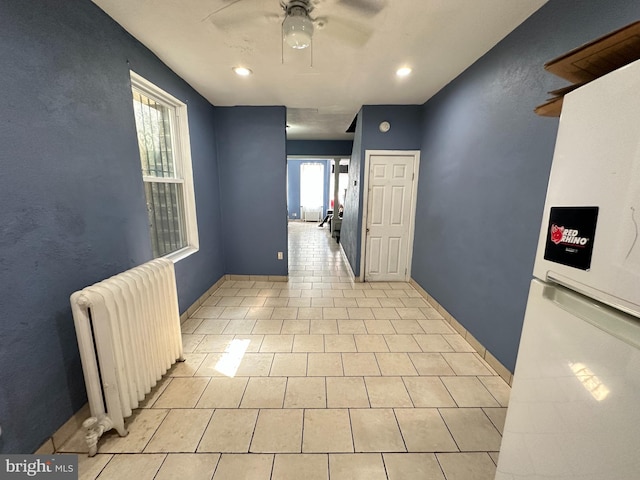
283, 5, 314, 49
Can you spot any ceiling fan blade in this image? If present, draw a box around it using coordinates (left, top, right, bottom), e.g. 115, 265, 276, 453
337, 0, 387, 16
204, 0, 274, 29
319, 16, 373, 47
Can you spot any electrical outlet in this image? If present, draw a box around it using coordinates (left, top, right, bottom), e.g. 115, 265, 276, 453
277, 251, 283, 260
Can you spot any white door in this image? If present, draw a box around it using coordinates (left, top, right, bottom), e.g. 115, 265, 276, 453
364, 152, 418, 282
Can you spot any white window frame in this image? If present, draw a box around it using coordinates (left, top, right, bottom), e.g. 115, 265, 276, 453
130, 71, 199, 262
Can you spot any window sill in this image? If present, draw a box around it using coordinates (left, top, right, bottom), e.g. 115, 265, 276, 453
164, 245, 199, 263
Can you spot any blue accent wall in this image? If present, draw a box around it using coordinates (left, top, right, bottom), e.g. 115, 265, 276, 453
340, 105, 423, 276
412, 0, 640, 372
215, 107, 288, 275
287, 140, 353, 156
0, 0, 224, 454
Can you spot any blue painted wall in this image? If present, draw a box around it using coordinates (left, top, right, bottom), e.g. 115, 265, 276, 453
287, 159, 332, 220
341, 105, 423, 276
412, 0, 640, 372
215, 107, 288, 275
287, 140, 353, 156
0, 0, 225, 454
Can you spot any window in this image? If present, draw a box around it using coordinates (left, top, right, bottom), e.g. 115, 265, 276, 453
130, 72, 198, 260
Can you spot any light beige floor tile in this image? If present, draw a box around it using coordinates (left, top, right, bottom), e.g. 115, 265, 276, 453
371, 308, 400, 319
334, 298, 359, 307
196, 377, 248, 408
442, 352, 494, 375
272, 307, 299, 319
326, 377, 370, 408
212, 454, 274, 480
309, 319, 338, 334
328, 454, 386, 480
346, 307, 375, 319
355, 298, 382, 308
155, 453, 220, 480
222, 319, 257, 334
233, 334, 264, 353
364, 290, 388, 298
302, 409, 353, 453
337, 320, 367, 334
272, 454, 329, 480
413, 334, 455, 352
479, 376, 511, 407
259, 335, 294, 353
482, 407, 507, 435
198, 409, 259, 453
400, 298, 429, 308
99, 409, 169, 453
270, 353, 307, 376
353, 334, 389, 352
307, 353, 343, 376
96, 454, 165, 480
235, 353, 274, 376
192, 306, 225, 318
252, 319, 284, 334
436, 452, 497, 480
489, 451, 500, 465
153, 377, 210, 408
240, 377, 287, 408
281, 319, 310, 334
395, 408, 458, 452
292, 334, 324, 352
194, 319, 230, 335
342, 289, 366, 298
298, 307, 324, 320
365, 377, 413, 407
144, 409, 212, 453
324, 334, 357, 352
221, 307, 250, 319
350, 409, 405, 452
440, 376, 500, 407
215, 297, 243, 307
408, 353, 455, 375
390, 319, 425, 334
375, 353, 418, 376
311, 298, 335, 307
403, 377, 457, 407
439, 408, 502, 451
383, 453, 445, 480
322, 307, 349, 319
378, 298, 405, 307
194, 335, 235, 353
395, 307, 426, 319
180, 317, 203, 334
363, 320, 396, 334
168, 353, 207, 376
181, 334, 204, 353
442, 334, 476, 352
240, 297, 266, 307
250, 409, 303, 453
287, 298, 312, 307
284, 377, 326, 408
321, 290, 344, 298
384, 334, 422, 352
418, 319, 453, 333
264, 298, 289, 307
78, 454, 113, 480
341, 353, 381, 376
245, 307, 275, 320
202, 295, 221, 306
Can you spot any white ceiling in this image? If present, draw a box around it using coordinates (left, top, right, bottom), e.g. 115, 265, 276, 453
93, 0, 547, 140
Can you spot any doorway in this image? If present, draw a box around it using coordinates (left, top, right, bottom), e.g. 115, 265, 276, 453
361, 150, 420, 282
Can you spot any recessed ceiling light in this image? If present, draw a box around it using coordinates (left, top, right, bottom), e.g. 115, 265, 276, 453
233, 67, 252, 76
396, 67, 412, 77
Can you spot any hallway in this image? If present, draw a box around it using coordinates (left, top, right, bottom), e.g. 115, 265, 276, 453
66, 221, 510, 479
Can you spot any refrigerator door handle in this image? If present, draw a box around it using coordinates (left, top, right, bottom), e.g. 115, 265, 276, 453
543, 281, 640, 349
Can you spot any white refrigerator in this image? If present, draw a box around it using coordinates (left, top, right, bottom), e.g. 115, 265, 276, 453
495, 59, 640, 479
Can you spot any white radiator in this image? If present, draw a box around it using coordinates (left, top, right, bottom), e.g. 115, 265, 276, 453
70, 258, 184, 456
301, 206, 322, 222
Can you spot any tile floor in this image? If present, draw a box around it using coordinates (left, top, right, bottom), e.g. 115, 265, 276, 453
62, 221, 511, 479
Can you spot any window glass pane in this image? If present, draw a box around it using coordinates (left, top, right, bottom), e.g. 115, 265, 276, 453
300, 163, 324, 208
144, 182, 186, 257
133, 90, 176, 179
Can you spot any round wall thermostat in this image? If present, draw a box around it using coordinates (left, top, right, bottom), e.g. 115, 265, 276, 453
379, 121, 391, 133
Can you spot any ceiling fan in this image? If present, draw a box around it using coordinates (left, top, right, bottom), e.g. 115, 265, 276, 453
204, 0, 387, 49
